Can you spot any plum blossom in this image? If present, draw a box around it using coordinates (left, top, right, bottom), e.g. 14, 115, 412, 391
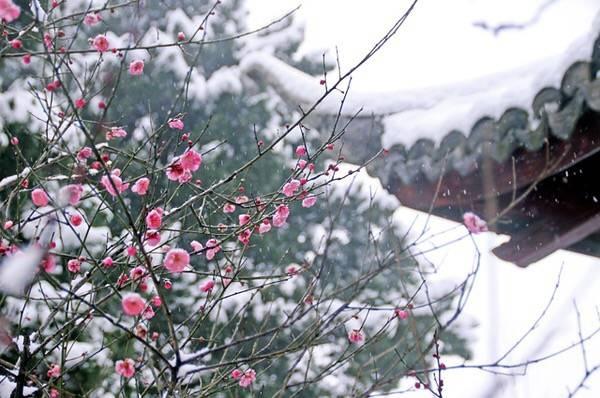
348, 329, 364, 344
47, 364, 61, 378
115, 358, 136, 378
126, 246, 137, 257
238, 229, 252, 245
163, 248, 190, 273
9, 38, 21, 49
0, 0, 20, 23
462, 212, 488, 234
199, 279, 215, 293
102, 257, 114, 268
238, 214, 250, 226
223, 203, 236, 213
395, 309, 409, 320
273, 205, 290, 228
92, 34, 109, 52
231, 369, 243, 380
101, 169, 129, 197
239, 368, 256, 388
83, 12, 101, 26
166, 160, 193, 183
302, 196, 317, 208
121, 293, 145, 316
129, 60, 144, 75
59, 184, 84, 206
145, 230, 161, 247
258, 219, 271, 234
168, 118, 184, 130
75, 98, 86, 109
145, 208, 163, 229
205, 238, 220, 260
105, 127, 127, 141
190, 240, 203, 252
142, 305, 155, 320
69, 213, 83, 227
131, 177, 150, 195
67, 259, 81, 273
41, 255, 56, 273
295, 145, 307, 157
77, 147, 93, 161
282, 179, 300, 197
31, 188, 49, 207
180, 149, 202, 172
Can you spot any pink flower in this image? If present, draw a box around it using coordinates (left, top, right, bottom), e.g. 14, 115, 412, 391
295, 145, 307, 157
302, 196, 317, 208
163, 248, 190, 273
348, 329, 364, 344
223, 203, 236, 213
49, 388, 59, 398
142, 305, 155, 320
77, 146, 93, 161
190, 240, 203, 252
199, 279, 215, 293
129, 266, 146, 280
180, 149, 202, 172
67, 259, 81, 273
105, 127, 127, 140
0, 0, 20, 23
41, 255, 56, 273
282, 180, 300, 197
3, 220, 14, 230
205, 238, 221, 260
395, 309, 409, 320
32, 188, 49, 207
69, 213, 83, 227
272, 205, 289, 228
297, 159, 307, 169
231, 369, 243, 380
83, 12, 101, 26
121, 293, 145, 316
115, 358, 136, 378
238, 229, 252, 245
92, 34, 109, 52
102, 257, 114, 268
235, 195, 249, 204
47, 364, 61, 378
60, 184, 84, 206
145, 230, 161, 247
168, 118, 184, 130
75, 98, 86, 109
129, 60, 144, 76
145, 208, 163, 229
126, 246, 137, 257
239, 368, 256, 388
101, 169, 129, 197
166, 160, 192, 183
9, 38, 21, 49
258, 219, 271, 234
462, 212, 488, 234
131, 177, 150, 195
151, 295, 162, 307
22, 54, 31, 64
238, 214, 250, 226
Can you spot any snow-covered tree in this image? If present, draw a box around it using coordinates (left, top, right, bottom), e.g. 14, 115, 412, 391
0, 1, 472, 396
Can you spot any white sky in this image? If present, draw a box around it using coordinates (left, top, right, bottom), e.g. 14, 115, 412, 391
246, 1, 600, 397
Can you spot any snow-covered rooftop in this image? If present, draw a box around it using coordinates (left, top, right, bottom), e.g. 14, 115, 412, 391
242, 0, 600, 184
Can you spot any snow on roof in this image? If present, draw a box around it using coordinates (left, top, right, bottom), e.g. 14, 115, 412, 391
241, 0, 600, 151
